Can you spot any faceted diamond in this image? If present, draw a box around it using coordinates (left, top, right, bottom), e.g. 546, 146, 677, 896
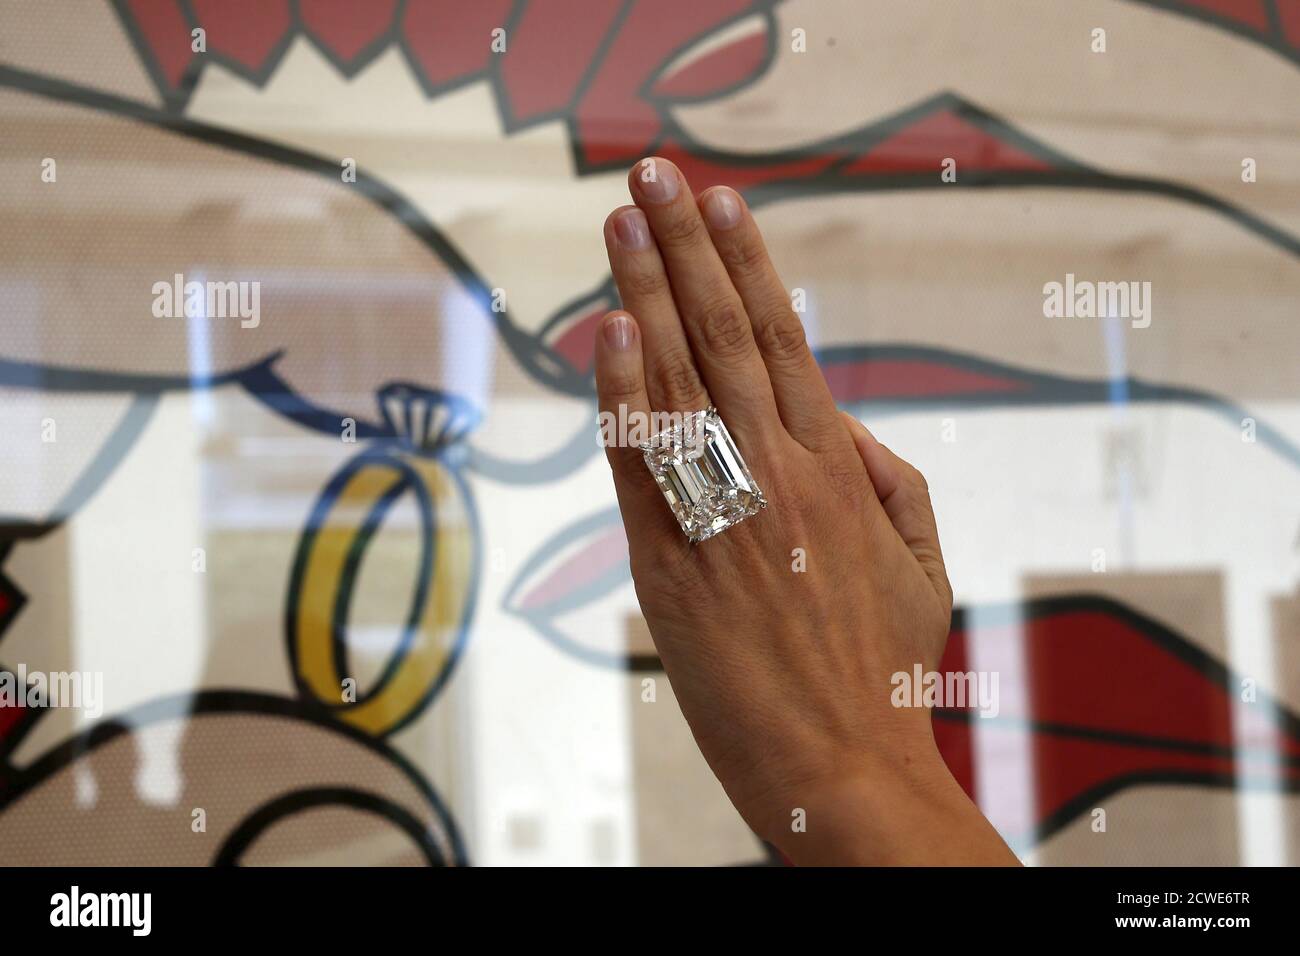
641, 407, 766, 543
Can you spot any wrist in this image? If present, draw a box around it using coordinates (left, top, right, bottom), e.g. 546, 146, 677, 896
763, 740, 1018, 866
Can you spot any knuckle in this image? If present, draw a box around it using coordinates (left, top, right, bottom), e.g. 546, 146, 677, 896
755, 309, 808, 362
654, 210, 707, 249
602, 365, 642, 401
818, 453, 868, 503
938, 569, 954, 607
721, 235, 769, 274
905, 494, 935, 533
691, 295, 753, 359
620, 263, 669, 301
606, 444, 644, 479
652, 349, 705, 406
761, 466, 801, 512
906, 463, 930, 495
634, 547, 704, 604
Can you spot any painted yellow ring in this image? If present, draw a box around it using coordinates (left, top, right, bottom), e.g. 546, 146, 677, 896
291, 451, 473, 736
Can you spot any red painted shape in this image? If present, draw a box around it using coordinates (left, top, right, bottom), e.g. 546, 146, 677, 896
517, 525, 629, 612
933, 631, 978, 800
1024, 610, 1231, 745
653, 31, 769, 100
845, 109, 1052, 176
0, 701, 23, 746
822, 359, 1030, 401
191, 0, 292, 72
299, 0, 398, 64
575, 0, 755, 166
551, 309, 606, 373
937, 603, 1300, 834
1181, 0, 1271, 32
1032, 734, 1239, 823
0, 585, 23, 752
624, 111, 1052, 212
502, 0, 623, 121
656, 138, 835, 193
125, 0, 194, 90
1277, 0, 1300, 47
401, 0, 514, 88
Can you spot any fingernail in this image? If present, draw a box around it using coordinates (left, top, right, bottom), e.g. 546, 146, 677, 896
703, 188, 742, 230
604, 313, 633, 351
635, 158, 679, 203
613, 208, 650, 250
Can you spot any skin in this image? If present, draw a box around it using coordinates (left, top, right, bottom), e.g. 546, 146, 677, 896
594, 157, 1020, 866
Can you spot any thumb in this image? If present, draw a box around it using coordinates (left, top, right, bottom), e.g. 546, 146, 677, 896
841, 412, 952, 609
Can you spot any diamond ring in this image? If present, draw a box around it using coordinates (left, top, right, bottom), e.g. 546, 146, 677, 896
640, 406, 767, 543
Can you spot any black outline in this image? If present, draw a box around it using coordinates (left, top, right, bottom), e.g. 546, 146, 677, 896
112, 0, 299, 113
297, 0, 403, 80
394, 0, 516, 102
559, 0, 781, 175
329, 467, 425, 707
937, 594, 1300, 848
0, 546, 33, 778
491, 0, 627, 134
946, 594, 1300, 744
641, 7, 778, 108
1, 40, 1296, 451
0, 393, 161, 540
0, 689, 469, 865
1007, 769, 1297, 853
108, 1, 1300, 119
1124, 0, 1300, 66
509, 571, 1300, 848
0, 63, 579, 414
0, 542, 27, 641
96, 0, 1300, 268
817, 342, 1300, 468
525, 318, 1300, 480
502, 505, 663, 671
109, 0, 785, 132
1266, 0, 1287, 42
213, 786, 448, 866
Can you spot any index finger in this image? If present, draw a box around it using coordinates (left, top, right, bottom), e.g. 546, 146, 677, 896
593, 310, 687, 556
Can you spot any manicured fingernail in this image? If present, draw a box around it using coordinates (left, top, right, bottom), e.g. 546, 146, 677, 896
703, 188, 742, 230
613, 208, 650, 250
635, 157, 678, 203
604, 313, 634, 351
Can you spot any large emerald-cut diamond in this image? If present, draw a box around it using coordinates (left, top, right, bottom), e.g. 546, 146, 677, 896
641, 407, 766, 543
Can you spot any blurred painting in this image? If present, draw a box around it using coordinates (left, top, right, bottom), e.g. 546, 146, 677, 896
0, 0, 1297, 865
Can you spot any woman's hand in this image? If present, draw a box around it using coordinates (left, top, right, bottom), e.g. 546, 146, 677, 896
594, 157, 1018, 865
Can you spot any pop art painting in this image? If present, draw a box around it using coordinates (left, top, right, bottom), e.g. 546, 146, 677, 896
0, 0, 1297, 866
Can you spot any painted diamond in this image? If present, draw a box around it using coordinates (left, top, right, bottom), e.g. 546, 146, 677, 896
641, 407, 767, 543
